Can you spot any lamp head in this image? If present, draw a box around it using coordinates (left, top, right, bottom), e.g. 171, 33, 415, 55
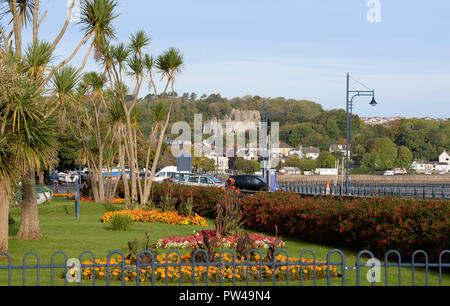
369, 96, 378, 107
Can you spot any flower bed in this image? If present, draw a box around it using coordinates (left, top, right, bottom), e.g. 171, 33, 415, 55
79, 253, 337, 283
155, 229, 285, 250
54, 193, 75, 197
101, 209, 208, 226
240, 193, 450, 262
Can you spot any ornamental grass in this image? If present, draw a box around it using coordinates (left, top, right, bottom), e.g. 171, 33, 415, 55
79, 253, 338, 283
101, 209, 208, 226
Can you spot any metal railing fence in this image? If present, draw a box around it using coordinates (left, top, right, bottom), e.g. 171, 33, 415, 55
279, 182, 450, 199
0, 249, 449, 286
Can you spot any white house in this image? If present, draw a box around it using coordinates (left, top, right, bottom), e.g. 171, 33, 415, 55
439, 151, 450, 164
289, 144, 303, 158
301, 147, 320, 160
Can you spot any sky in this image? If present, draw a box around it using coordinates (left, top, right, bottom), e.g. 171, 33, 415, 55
18, 0, 450, 118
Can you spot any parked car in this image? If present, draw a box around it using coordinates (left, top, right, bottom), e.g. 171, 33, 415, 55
165, 172, 193, 183
226, 174, 286, 194
154, 166, 190, 182
383, 170, 394, 176
181, 175, 224, 188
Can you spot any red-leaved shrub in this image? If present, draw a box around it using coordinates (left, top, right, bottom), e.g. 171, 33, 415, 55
240, 192, 450, 262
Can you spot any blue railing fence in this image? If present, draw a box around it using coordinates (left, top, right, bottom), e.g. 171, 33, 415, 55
0, 249, 449, 286
279, 182, 450, 199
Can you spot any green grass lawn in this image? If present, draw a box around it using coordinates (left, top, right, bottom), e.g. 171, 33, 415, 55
1, 198, 448, 286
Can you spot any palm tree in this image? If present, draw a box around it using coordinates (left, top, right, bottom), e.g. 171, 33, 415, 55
0, 0, 119, 242
141, 48, 184, 204
0, 0, 35, 56
48, 65, 80, 130
156, 47, 185, 97
144, 53, 157, 96
140, 100, 169, 205
24, 40, 53, 80
108, 94, 130, 206
79, 0, 118, 61
0, 62, 55, 247
129, 30, 150, 57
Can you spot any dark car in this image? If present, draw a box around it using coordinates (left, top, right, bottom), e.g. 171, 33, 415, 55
226, 175, 268, 194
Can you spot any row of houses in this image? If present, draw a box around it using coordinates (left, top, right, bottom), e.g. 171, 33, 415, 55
411, 151, 450, 173
169, 138, 348, 173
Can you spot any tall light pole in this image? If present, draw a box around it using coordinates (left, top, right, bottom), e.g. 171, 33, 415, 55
216, 114, 220, 176
346, 73, 378, 195
260, 100, 284, 180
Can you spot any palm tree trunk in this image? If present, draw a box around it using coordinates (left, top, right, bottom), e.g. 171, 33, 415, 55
0, 178, 10, 253
38, 170, 44, 185
16, 168, 43, 240
124, 112, 138, 204
143, 103, 173, 204
9, 0, 22, 56
117, 132, 130, 207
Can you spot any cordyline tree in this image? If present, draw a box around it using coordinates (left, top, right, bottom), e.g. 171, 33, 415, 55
0, 0, 118, 245
0, 60, 55, 253
98, 31, 185, 207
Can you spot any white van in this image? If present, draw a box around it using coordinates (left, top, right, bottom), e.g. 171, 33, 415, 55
153, 166, 189, 182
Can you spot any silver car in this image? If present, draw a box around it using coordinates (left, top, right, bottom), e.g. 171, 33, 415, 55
181, 175, 225, 188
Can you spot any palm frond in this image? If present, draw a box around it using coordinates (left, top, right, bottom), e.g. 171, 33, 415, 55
129, 30, 150, 55
79, 0, 119, 51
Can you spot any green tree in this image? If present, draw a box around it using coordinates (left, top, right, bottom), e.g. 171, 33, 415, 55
193, 157, 215, 173
285, 156, 303, 168
396, 146, 413, 168
317, 151, 336, 168
363, 138, 398, 170
0, 64, 55, 251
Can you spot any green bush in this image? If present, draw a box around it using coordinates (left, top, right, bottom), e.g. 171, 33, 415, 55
110, 214, 133, 231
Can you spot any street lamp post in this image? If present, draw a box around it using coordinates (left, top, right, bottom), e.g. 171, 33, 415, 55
345, 73, 377, 195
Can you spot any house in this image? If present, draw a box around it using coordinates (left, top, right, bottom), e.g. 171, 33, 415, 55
433, 162, 449, 173
289, 144, 303, 158
329, 144, 349, 156
412, 159, 450, 174
278, 142, 293, 157
301, 147, 320, 160
439, 151, 450, 164
205, 153, 229, 173
411, 161, 434, 173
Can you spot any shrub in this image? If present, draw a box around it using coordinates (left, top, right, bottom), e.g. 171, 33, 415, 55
179, 194, 194, 217
151, 183, 223, 217
240, 192, 450, 262
110, 214, 133, 231
215, 181, 243, 239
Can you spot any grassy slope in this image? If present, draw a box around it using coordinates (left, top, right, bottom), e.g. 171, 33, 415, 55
1, 198, 448, 286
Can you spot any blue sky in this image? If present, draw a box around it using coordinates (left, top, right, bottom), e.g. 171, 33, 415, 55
24, 0, 450, 118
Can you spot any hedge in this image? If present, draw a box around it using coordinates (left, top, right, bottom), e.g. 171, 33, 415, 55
239, 192, 450, 262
